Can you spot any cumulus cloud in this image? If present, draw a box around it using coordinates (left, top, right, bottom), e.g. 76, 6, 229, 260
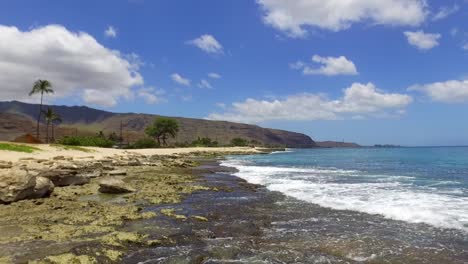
105, 25, 117, 38
171, 73, 191, 86
292, 55, 358, 76
207, 82, 412, 123
409, 80, 468, 103
0, 24, 143, 107
404, 30, 441, 50
257, 0, 428, 37
463, 43, 468, 51
136, 87, 165, 104
208, 72, 222, 79
432, 5, 459, 21
198, 79, 213, 89
187, 34, 223, 54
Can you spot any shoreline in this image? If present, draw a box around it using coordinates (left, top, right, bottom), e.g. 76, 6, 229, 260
1, 148, 467, 263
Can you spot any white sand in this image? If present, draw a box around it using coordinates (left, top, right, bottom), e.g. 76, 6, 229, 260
0, 142, 262, 162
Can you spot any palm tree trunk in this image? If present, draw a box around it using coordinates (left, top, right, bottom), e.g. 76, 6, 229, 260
46, 121, 49, 143
36, 92, 43, 140
51, 124, 55, 143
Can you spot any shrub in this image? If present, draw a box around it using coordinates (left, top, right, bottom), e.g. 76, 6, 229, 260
230, 137, 248, 147
58, 136, 115, 148
191, 137, 219, 147
131, 138, 159, 149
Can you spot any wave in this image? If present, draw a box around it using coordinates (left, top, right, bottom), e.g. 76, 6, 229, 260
221, 160, 468, 232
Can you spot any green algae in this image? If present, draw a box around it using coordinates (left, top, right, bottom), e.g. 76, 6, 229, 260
160, 208, 187, 220
30, 253, 97, 264
192, 215, 209, 222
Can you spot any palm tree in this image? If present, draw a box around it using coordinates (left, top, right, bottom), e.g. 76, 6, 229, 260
42, 107, 61, 143
29, 80, 54, 140
50, 112, 62, 143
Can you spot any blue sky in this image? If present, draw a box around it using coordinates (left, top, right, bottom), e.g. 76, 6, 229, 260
1, 0, 468, 146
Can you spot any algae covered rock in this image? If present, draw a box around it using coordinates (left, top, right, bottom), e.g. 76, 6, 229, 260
98, 177, 135, 194
38, 169, 89, 187
0, 168, 36, 203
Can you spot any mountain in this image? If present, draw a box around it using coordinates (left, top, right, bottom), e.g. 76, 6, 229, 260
0, 101, 316, 148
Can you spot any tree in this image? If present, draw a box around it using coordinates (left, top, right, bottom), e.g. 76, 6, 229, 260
41, 107, 61, 143
50, 112, 62, 143
231, 137, 248, 147
29, 80, 54, 139
145, 117, 179, 146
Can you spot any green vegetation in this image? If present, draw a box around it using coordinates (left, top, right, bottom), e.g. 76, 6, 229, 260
191, 137, 219, 147
42, 107, 62, 143
230, 137, 249, 147
0, 143, 40, 153
58, 136, 115, 148
52, 144, 93, 152
129, 138, 159, 149
145, 117, 179, 146
29, 79, 54, 139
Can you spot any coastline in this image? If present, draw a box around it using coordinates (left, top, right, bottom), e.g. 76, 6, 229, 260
1, 147, 467, 263
0, 145, 274, 263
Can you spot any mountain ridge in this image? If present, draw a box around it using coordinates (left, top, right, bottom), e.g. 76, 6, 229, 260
0, 101, 317, 148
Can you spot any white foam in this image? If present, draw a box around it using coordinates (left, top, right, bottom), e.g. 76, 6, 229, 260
221, 160, 468, 232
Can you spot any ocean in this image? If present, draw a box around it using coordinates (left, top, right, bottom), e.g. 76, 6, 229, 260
222, 147, 468, 232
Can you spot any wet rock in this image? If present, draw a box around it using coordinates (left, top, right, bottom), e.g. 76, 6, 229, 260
31, 176, 54, 198
98, 177, 135, 194
38, 169, 90, 187
0, 168, 36, 203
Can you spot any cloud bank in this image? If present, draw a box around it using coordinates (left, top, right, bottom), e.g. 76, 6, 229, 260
0, 24, 143, 107
257, 0, 428, 37
409, 80, 468, 103
208, 83, 412, 123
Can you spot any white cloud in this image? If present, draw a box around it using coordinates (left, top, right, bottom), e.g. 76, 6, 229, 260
208, 72, 222, 79
105, 25, 117, 38
463, 43, 468, 50
137, 87, 165, 104
198, 79, 213, 89
409, 80, 468, 103
404, 30, 441, 50
187, 34, 223, 54
170, 73, 191, 86
450, 27, 459, 37
0, 24, 143, 107
293, 55, 358, 76
207, 82, 412, 123
432, 5, 459, 21
257, 0, 428, 38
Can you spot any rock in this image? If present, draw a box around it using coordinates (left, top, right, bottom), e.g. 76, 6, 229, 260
0, 161, 13, 169
38, 169, 90, 186
98, 177, 135, 194
31, 176, 54, 198
79, 169, 102, 178
0, 168, 36, 203
106, 169, 127, 176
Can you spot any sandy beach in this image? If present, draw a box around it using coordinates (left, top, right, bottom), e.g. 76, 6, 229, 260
0, 142, 264, 162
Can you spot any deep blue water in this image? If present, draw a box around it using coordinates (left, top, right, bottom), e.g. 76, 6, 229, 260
223, 147, 468, 231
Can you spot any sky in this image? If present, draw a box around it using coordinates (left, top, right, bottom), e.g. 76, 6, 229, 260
0, 0, 468, 146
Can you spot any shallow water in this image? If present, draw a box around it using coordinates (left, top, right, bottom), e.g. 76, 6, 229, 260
123, 162, 468, 263
222, 147, 468, 232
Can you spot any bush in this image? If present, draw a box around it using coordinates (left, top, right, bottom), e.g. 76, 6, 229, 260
131, 138, 159, 149
191, 137, 219, 147
230, 137, 248, 147
58, 136, 115, 148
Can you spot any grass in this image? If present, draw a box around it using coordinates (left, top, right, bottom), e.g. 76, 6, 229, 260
52, 144, 94, 153
0, 143, 40, 153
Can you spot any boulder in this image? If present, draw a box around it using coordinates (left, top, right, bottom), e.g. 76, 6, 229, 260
38, 169, 90, 186
31, 176, 54, 198
0, 168, 36, 203
98, 177, 135, 194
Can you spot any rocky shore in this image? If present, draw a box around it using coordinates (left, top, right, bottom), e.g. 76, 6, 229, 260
0, 149, 264, 263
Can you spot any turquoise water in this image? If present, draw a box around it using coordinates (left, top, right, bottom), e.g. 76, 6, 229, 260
223, 147, 468, 231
